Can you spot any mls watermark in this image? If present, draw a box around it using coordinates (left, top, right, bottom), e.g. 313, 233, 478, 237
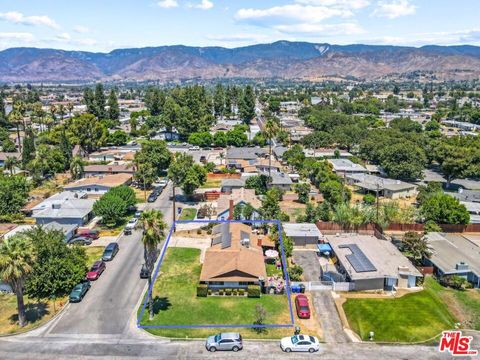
438, 331, 478, 357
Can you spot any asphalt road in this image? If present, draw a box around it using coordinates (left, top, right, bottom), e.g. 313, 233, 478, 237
46, 182, 175, 336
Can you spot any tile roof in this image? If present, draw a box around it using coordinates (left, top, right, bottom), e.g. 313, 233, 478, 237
216, 188, 261, 214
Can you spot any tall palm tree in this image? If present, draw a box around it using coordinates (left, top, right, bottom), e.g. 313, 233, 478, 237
4, 156, 19, 175
264, 118, 279, 178
69, 156, 84, 180
67, 103, 74, 119
139, 210, 166, 320
0, 235, 36, 327
8, 109, 24, 153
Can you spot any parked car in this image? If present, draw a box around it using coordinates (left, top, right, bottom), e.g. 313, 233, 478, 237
205, 333, 243, 352
295, 294, 311, 319
280, 334, 320, 353
86, 261, 106, 280
140, 264, 149, 279
67, 237, 92, 246
134, 210, 143, 218
125, 218, 138, 230
69, 280, 91, 303
158, 179, 168, 187
76, 229, 100, 239
74, 232, 99, 240
200, 155, 207, 163
102, 242, 119, 261
147, 192, 158, 203
188, 146, 200, 151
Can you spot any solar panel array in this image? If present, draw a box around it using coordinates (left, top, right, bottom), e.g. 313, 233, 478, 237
339, 244, 377, 273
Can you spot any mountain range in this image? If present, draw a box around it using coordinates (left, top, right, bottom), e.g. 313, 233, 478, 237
2, 41, 480, 83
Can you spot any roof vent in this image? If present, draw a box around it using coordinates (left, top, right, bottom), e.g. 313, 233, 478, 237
52, 203, 61, 209
456, 262, 469, 271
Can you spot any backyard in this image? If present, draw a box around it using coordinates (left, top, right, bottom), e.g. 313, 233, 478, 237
343, 277, 457, 343
139, 247, 294, 339
178, 208, 197, 221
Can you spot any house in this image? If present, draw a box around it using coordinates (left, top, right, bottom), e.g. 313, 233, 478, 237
420, 169, 480, 191
328, 159, 368, 174
216, 188, 262, 221
226, 147, 267, 161
0, 152, 21, 167
424, 233, 480, 288
3, 223, 78, 242
83, 164, 135, 177
220, 178, 246, 193
304, 149, 352, 158
273, 146, 288, 162
255, 159, 282, 173
265, 171, 293, 191
31, 191, 95, 226
283, 223, 324, 246
64, 173, 132, 197
327, 234, 422, 291
346, 174, 417, 199
199, 222, 267, 289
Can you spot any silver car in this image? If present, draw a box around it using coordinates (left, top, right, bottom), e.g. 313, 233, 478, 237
205, 332, 243, 352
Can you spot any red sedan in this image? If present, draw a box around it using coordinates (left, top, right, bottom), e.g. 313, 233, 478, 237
86, 261, 106, 281
295, 294, 311, 319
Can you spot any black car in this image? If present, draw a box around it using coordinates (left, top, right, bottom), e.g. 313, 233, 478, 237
69, 280, 91, 303
102, 242, 119, 261
67, 237, 92, 246
140, 264, 149, 279
147, 192, 158, 203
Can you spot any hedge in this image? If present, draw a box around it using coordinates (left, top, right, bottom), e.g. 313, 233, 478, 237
197, 284, 208, 297
247, 285, 261, 298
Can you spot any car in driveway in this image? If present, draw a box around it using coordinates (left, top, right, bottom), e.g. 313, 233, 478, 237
69, 281, 91, 303
102, 242, 119, 261
280, 334, 320, 353
75, 230, 100, 239
67, 237, 92, 246
140, 263, 149, 279
295, 294, 311, 319
205, 333, 243, 352
86, 261, 106, 280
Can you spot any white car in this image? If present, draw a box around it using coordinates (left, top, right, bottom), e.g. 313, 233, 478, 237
125, 218, 138, 230
280, 334, 320, 353
188, 146, 200, 151
158, 179, 168, 187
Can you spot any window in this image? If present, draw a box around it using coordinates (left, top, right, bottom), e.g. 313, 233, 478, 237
297, 341, 309, 346
87, 188, 91, 192
220, 339, 233, 343
209, 281, 224, 285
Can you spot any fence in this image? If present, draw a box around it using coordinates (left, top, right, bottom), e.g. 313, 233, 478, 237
206, 173, 241, 180
290, 281, 355, 292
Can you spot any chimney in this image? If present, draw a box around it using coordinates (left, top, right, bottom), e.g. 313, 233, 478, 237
228, 199, 234, 220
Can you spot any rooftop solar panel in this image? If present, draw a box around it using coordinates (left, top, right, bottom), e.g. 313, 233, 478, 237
339, 244, 377, 273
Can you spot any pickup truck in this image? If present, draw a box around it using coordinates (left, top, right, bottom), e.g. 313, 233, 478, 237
124, 218, 138, 235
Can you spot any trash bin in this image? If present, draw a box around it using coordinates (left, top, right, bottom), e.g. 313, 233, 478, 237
290, 284, 299, 293
299, 284, 306, 293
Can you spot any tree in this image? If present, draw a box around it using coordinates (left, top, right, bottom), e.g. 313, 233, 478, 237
108, 130, 128, 146
94, 83, 107, 119
320, 180, 350, 205
83, 88, 96, 114
0, 175, 29, 215
253, 304, 267, 332
283, 144, 305, 172
58, 128, 72, 170
239, 85, 256, 123
2, 138, 16, 152
68, 114, 107, 153
108, 185, 136, 208
294, 182, 310, 204
9, 107, 24, 153
0, 235, 36, 327
213, 84, 225, 118
390, 117, 422, 133
24, 227, 87, 305
69, 156, 84, 180
136, 140, 172, 177
213, 131, 227, 147
21, 129, 35, 168
93, 193, 127, 227
107, 89, 120, 121
188, 132, 213, 148
379, 142, 426, 181
261, 188, 289, 221
420, 193, 470, 225
401, 232, 431, 265
264, 118, 279, 178
181, 165, 207, 198
140, 210, 166, 320
145, 87, 164, 116
4, 156, 19, 175
245, 174, 270, 195
226, 128, 248, 147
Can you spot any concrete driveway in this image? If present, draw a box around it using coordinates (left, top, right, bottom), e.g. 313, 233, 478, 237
293, 250, 321, 282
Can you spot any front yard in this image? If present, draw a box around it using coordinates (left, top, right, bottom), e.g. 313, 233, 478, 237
139, 247, 294, 339
85, 246, 105, 267
178, 208, 197, 221
342, 277, 456, 342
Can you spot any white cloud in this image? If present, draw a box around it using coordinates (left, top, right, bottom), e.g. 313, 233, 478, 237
0, 32, 35, 50
294, 0, 370, 10
157, 0, 179, 9
56, 32, 71, 41
372, 0, 416, 19
0, 11, 60, 29
206, 33, 270, 42
189, 0, 214, 10
74, 25, 90, 34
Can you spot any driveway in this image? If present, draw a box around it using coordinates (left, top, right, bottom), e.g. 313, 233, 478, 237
312, 291, 350, 343
293, 250, 321, 281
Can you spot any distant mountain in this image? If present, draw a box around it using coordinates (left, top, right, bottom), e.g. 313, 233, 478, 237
1, 41, 480, 82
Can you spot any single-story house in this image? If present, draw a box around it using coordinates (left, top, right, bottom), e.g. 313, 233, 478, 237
328, 159, 368, 174
0, 152, 21, 167
265, 171, 293, 191
226, 147, 267, 161
31, 191, 95, 226
273, 146, 288, 162
424, 233, 480, 288
304, 149, 352, 158
3, 222, 78, 242
64, 173, 132, 197
419, 169, 480, 191
83, 164, 135, 177
450, 189, 480, 203
327, 234, 422, 291
220, 178, 246, 193
346, 173, 417, 199
255, 159, 282, 174
216, 188, 262, 222
283, 223, 324, 246
200, 222, 267, 289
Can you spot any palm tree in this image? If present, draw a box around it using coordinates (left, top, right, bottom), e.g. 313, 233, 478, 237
8, 109, 24, 153
69, 156, 84, 180
264, 118, 279, 178
139, 210, 167, 320
0, 235, 36, 327
4, 156, 19, 175
67, 103, 74, 119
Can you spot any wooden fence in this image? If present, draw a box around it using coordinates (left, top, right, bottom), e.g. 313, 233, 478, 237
207, 173, 241, 180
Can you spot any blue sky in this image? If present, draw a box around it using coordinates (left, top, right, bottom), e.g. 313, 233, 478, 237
0, 0, 480, 52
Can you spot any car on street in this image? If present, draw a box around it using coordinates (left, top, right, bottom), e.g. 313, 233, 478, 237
158, 179, 168, 187
147, 192, 158, 203
140, 263, 149, 278
280, 334, 320, 353
134, 210, 143, 218
295, 294, 311, 319
86, 261, 106, 280
67, 236, 92, 246
69, 280, 91, 303
125, 218, 138, 230
188, 146, 200, 151
205, 332, 243, 352
102, 242, 119, 261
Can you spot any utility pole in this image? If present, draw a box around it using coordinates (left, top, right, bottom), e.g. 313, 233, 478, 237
172, 184, 176, 232
376, 183, 380, 223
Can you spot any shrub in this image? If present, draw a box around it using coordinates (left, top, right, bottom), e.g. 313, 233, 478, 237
197, 229, 202, 235
247, 285, 261, 298
208, 289, 212, 295
363, 193, 376, 205
196, 284, 208, 297
288, 264, 304, 281
239, 288, 245, 296
219, 289, 224, 296
225, 288, 232, 296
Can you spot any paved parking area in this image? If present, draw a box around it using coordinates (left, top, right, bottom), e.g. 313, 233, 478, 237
293, 250, 321, 281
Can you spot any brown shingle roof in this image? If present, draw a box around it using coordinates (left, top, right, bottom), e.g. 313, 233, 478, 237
217, 188, 261, 214
64, 173, 132, 189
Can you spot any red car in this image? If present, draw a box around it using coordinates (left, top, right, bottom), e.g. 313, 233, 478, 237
86, 261, 106, 280
295, 294, 311, 319
76, 230, 100, 239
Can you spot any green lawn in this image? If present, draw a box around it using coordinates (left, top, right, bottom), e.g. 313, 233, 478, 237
200, 178, 222, 189
178, 208, 197, 221
84, 246, 104, 267
266, 263, 283, 277
343, 278, 456, 343
139, 248, 293, 339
